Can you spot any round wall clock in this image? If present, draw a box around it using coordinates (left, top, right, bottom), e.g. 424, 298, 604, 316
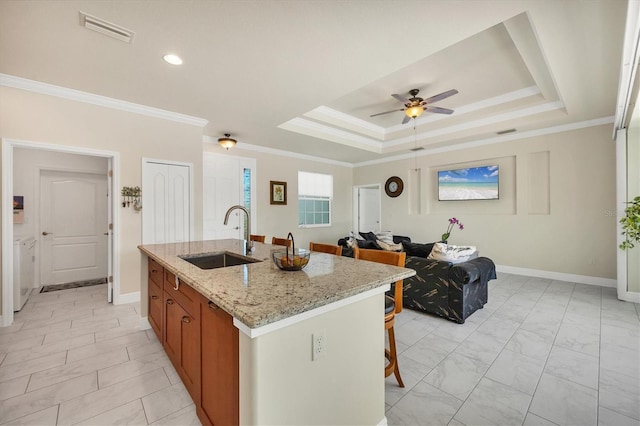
385, 176, 404, 198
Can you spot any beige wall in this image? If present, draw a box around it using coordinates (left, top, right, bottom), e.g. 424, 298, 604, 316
354, 124, 617, 280
239, 293, 385, 425
203, 144, 353, 250
0, 86, 204, 315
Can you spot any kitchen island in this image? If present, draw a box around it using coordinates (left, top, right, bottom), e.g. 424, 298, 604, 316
139, 239, 415, 426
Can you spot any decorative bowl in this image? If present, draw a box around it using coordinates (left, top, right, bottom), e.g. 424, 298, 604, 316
272, 249, 310, 271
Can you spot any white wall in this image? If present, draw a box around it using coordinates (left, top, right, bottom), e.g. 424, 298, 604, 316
0, 86, 205, 316
354, 124, 617, 281
627, 100, 640, 292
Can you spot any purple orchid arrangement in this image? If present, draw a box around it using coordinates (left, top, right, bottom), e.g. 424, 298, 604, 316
442, 217, 464, 243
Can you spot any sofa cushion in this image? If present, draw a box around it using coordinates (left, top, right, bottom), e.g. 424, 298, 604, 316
402, 241, 435, 258
356, 239, 381, 249
375, 230, 394, 244
393, 235, 411, 244
428, 243, 478, 264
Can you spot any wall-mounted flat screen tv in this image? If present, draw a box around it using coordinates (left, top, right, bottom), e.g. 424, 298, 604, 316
438, 165, 499, 201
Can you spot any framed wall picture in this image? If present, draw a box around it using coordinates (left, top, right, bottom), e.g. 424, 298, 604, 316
270, 181, 287, 205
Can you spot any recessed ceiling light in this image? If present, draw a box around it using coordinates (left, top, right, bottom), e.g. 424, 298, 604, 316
163, 54, 183, 65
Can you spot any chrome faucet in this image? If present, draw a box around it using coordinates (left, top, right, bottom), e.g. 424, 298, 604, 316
223, 205, 253, 252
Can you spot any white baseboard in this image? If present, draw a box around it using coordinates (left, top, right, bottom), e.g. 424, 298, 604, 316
496, 265, 617, 288
115, 291, 140, 305
377, 416, 388, 426
139, 316, 152, 330
618, 291, 640, 303
0, 315, 6, 327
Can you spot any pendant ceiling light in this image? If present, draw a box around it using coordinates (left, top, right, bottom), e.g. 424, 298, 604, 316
218, 133, 237, 150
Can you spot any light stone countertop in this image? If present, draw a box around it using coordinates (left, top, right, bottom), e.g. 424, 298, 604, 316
138, 239, 415, 329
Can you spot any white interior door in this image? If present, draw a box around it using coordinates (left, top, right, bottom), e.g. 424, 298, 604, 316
142, 161, 191, 244
358, 187, 381, 233
203, 153, 243, 240
40, 170, 108, 285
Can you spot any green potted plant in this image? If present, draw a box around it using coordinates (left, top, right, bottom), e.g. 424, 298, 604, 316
620, 196, 640, 250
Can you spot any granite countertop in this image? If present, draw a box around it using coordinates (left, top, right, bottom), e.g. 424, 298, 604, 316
138, 239, 415, 329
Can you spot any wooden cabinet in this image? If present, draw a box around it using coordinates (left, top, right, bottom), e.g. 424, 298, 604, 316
146, 257, 239, 425
163, 275, 201, 404
198, 298, 239, 426
148, 259, 164, 340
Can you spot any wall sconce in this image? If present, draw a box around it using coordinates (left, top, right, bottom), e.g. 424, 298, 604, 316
122, 186, 141, 211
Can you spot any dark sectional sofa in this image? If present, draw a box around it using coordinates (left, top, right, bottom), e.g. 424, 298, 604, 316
338, 235, 497, 324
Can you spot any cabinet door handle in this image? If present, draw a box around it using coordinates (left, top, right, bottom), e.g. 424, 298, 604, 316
151, 295, 158, 300
166, 299, 174, 305
208, 301, 219, 310
173, 276, 180, 291
181, 316, 191, 323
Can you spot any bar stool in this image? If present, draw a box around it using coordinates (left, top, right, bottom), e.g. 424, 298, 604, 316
355, 247, 406, 387
309, 242, 343, 256
272, 237, 293, 247
249, 234, 265, 243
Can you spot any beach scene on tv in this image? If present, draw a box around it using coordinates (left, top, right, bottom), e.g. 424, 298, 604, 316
438, 165, 499, 200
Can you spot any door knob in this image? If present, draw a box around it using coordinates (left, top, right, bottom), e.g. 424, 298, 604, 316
42, 231, 52, 236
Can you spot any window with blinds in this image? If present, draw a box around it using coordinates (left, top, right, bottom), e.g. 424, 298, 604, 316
298, 171, 332, 227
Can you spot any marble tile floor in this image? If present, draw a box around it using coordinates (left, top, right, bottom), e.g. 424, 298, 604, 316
0, 274, 638, 425
0, 284, 199, 425
386, 273, 640, 426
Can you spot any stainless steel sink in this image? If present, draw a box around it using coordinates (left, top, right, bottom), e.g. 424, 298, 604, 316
179, 252, 261, 270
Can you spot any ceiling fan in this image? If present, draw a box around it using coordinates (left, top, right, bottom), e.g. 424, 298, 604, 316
370, 88, 459, 124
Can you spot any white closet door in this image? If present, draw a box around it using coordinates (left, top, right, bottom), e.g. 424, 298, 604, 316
142, 161, 191, 245
203, 153, 243, 240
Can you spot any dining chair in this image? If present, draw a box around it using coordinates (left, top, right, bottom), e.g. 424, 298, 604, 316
249, 234, 265, 243
271, 237, 293, 247
309, 242, 342, 256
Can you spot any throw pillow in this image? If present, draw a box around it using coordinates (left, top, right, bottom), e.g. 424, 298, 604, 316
375, 230, 394, 245
376, 239, 403, 251
356, 239, 382, 249
393, 235, 411, 244
359, 231, 377, 241
402, 241, 435, 258
428, 242, 478, 264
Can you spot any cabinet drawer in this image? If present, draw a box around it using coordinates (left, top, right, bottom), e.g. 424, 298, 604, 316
148, 258, 164, 287
164, 270, 198, 316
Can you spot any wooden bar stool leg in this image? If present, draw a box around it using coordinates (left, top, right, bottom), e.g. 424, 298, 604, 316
388, 325, 404, 387
385, 314, 404, 388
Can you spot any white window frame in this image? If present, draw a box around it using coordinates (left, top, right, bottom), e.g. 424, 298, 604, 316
298, 171, 332, 228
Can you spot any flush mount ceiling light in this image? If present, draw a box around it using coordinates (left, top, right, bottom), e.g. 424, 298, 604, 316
163, 54, 183, 65
218, 133, 237, 150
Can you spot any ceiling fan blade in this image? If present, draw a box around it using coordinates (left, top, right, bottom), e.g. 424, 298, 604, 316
402, 115, 411, 124
423, 89, 459, 104
370, 108, 404, 117
425, 106, 454, 115
391, 93, 409, 103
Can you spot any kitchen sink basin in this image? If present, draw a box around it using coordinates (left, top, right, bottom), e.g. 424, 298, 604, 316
179, 252, 261, 270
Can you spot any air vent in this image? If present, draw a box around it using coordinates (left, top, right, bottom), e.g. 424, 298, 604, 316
410, 147, 424, 152
497, 128, 516, 135
80, 12, 135, 43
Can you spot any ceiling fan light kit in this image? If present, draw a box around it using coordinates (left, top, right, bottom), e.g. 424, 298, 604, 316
218, 133, 237, 150
371, 88, 458, 124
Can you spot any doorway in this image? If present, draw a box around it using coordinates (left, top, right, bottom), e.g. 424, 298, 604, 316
353, 184, 381, 234
2, 139, 120, 327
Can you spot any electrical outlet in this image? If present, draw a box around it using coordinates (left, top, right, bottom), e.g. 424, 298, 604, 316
312, 330, 326, 361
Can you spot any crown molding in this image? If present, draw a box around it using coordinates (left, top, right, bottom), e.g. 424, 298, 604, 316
354, 116, 614, 168
306, 106, 386, 137
202, 136, 353, 168
0, 73, 209, 127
